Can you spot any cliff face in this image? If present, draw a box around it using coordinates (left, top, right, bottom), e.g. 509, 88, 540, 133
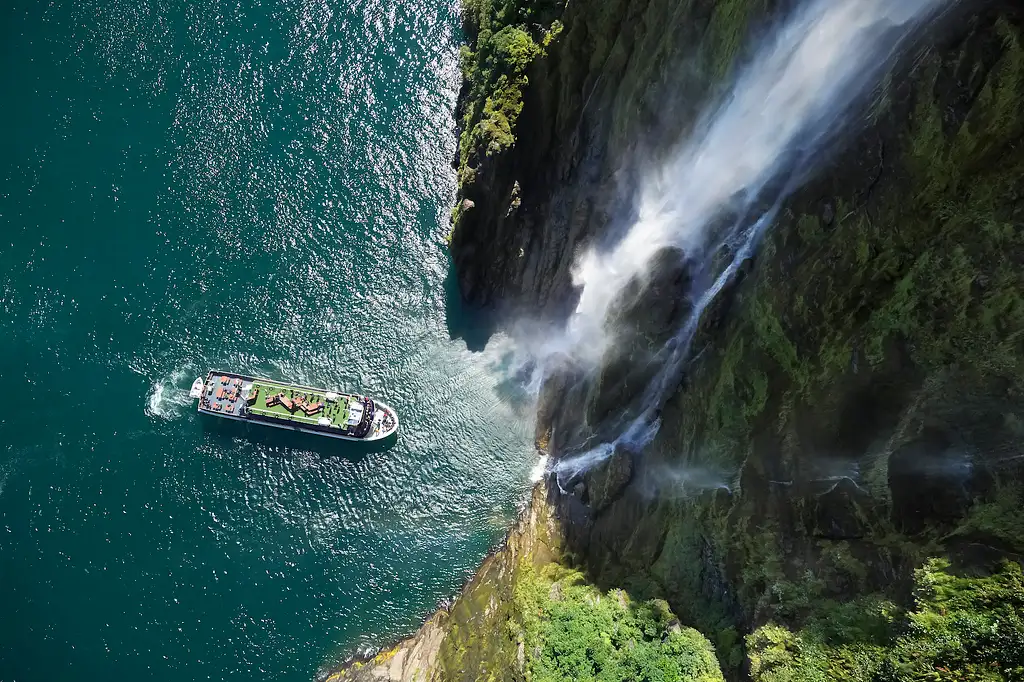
542, 0, 1024, 613
449, 0, 1024, 677
450, 0, 772, 318
330, 1, 1024, 680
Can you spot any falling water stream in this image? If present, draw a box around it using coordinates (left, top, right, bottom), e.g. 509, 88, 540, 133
0, 0, 952, 678
552, 0, 948, 482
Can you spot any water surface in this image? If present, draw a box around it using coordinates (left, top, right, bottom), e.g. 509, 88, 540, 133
0, 0, 536, 679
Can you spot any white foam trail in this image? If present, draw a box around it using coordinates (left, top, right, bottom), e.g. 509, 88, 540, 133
566, 0, 945, 364
0, 463, 11, 499
145, 367, 196, 419
548, 0, 946, 486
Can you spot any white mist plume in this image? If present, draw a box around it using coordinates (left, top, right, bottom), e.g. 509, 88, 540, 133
551, 0, 946, 481
640, 463, 734, 499
566, 0, 945, 363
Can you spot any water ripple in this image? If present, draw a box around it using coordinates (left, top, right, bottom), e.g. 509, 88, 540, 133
0, 0, 528, 680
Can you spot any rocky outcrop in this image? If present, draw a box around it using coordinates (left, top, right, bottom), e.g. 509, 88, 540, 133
325, 614, 448, 682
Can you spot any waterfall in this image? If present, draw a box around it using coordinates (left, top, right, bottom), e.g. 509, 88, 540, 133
551, 0, 948, 482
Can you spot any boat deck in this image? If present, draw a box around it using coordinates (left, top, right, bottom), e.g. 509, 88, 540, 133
200, 374, 247, 416
199, 373, 361, 428
196, 371, 395, 441
245, 379, 352, 427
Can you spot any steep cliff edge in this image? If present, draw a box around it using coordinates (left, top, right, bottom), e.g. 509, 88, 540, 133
323, 485, 561, 682
329, 0, 1024, 680
324, 484, 724, 682
448, 0, 1024, 677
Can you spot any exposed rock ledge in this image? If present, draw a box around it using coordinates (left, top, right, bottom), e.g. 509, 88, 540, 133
324, 612, 448, 682
323, 483, 560, 682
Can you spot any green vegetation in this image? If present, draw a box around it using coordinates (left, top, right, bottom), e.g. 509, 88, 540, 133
747, 559, 1024, 681
703, 0, 764, 80
951, 483, 1024, 553
582, 14, 1024, 681
513, 563, 725, 682
438, 6, 1024, 682
458, 0, 560, 161
453, 0, 564, 225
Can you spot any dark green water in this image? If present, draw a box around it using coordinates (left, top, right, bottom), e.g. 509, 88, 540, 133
0, 0, 538, 679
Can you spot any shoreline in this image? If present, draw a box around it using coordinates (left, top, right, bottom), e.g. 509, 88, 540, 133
320, 479, 556, 682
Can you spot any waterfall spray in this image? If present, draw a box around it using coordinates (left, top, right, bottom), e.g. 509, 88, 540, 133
551, 0, 947, 482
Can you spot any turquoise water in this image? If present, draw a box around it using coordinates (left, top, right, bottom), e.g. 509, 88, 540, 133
0, 0, 538, 680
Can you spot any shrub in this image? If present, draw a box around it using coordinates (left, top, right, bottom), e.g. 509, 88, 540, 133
514, 565, 725, 682
491, 26, 542, 72
746, 559, 1024, 682
454, 0, 562, 195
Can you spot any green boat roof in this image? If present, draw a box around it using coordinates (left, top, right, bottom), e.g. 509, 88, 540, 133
245, 379, 353, 427
201, 374, 365, 429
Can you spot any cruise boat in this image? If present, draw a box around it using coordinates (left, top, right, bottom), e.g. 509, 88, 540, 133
189, 371, 398, 441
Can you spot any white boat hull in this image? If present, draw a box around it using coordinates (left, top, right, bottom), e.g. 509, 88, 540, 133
198, 407, 398, 441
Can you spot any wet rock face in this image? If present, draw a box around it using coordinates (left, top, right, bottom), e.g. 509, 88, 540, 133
583, 444, 634, 514
609, 247, 694, 344
888, 429, 972, 536
801, 477, 874, 541
581, 247, 695, 427
452, 0, 1024, 660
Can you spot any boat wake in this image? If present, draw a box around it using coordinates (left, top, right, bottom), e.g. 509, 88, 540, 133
0, 461, 12, 500
145, 367, 197, 419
